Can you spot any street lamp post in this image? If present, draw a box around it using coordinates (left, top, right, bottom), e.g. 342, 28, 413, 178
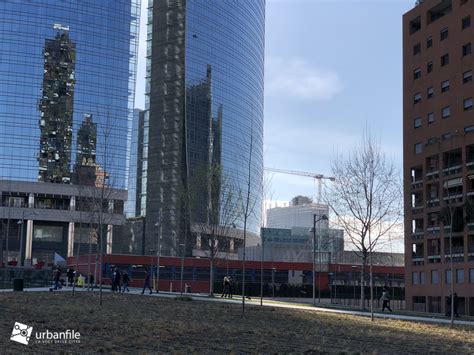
155, 214, 162, 293
179, 242, 185, 296
149, 249, 155, 289
313, 214, 328, 306
18, 210, 38, 267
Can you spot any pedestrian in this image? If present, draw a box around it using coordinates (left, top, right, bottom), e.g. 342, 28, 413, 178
122, 272, 130, 293
88, 273, 95, 291
221, 276, 229, 298
111, 267, 116, 292
380, 289, 392, 312
67, 267, 75, 287
141, 270, 153, 294
228, 276, 233, 299
453, 293, 459, 317
114, 267, 122, 293
65, 267, 70, 287
50, 267, 62, 291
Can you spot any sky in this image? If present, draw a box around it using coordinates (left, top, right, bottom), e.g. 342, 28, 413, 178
135, 0, 414, 205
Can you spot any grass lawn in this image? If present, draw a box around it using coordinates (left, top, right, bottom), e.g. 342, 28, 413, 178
1, 292, 473, 354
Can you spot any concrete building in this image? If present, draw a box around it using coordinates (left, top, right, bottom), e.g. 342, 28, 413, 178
266, 201, 329, 230
403, 0, 474, 315
241, 227, 344, 265
0, 1, 140, 266
141, 0, 265, 256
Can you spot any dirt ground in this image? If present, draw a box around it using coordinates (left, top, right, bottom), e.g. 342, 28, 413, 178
1, 292, 473, 354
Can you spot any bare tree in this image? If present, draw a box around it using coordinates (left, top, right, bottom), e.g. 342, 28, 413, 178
188, 163, 240, 296
326, 131, 402, 318
238, 122, 261, 315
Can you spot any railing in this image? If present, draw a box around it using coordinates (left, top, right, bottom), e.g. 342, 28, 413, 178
442, 165, 462, 176
426, 226, 440, 235
411, 180, 423, 189
426, 170, 439, 180
426, 199, 440, 208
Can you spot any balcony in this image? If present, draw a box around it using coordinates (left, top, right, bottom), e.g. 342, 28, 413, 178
412, 257, 424, 266
411, 180, 423, 189
426, 198, 440, 208
427, 255, 441, 264
426, 170, 439, 180
426, 226, 440, 235
442, 165, 462, 177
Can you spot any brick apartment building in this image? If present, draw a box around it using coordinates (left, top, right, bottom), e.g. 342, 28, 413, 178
403, 0, 474, 315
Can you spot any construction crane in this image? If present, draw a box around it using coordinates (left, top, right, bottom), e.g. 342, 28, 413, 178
264, 167, 335, 204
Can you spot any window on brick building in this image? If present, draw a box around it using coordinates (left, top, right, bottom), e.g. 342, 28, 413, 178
441, 54, 449, 66
441, 80, 450, 92
440, 28, 448, 41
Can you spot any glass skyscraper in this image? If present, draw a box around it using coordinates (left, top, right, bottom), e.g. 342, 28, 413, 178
0, 0, 140, 265
144, 0, 264, 256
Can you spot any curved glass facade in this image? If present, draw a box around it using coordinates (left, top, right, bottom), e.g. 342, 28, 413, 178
185, 0, 265, 233
0, 0, 140, 189
144, 0, 264, 255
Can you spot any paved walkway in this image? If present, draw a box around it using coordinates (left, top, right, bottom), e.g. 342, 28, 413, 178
3, 286, 473, 327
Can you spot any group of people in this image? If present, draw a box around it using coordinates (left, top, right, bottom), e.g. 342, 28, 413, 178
221, 275, 233, 298
50, 266, 95, 291
111, 267, 130, 293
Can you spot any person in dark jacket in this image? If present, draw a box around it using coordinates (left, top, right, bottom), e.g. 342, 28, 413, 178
111, 267, 116, 291
66, 267, 75, 287
114, 268, 122, 292
142, 270, 152, 294
88, 273, 95, 291
453, 293, 459, 317
122, 272, 130, 293
50, 267, 62, 291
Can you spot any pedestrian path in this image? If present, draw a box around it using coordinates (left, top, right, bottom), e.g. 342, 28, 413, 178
3, 286, 473, 327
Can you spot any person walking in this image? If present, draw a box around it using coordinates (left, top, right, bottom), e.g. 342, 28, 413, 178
88, 273, 95, 291
122, 272, 130, 293
228, 276, 233, 299
142, 270, 153, 294
221, 276, 229, 298
66, 267, 74, 287
453, 293, 459, 317
380, 289, 392, 312
114, 268, 122, 293
50, 267, 62, 291
111, 267, 117, 292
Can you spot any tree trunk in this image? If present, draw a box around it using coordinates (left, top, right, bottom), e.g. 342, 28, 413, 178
209, 258, 214, 296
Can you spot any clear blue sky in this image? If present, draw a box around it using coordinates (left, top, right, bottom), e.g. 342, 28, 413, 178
135, 0, 414, 203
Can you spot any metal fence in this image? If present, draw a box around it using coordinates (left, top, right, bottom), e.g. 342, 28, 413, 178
0, 267, 53, 289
